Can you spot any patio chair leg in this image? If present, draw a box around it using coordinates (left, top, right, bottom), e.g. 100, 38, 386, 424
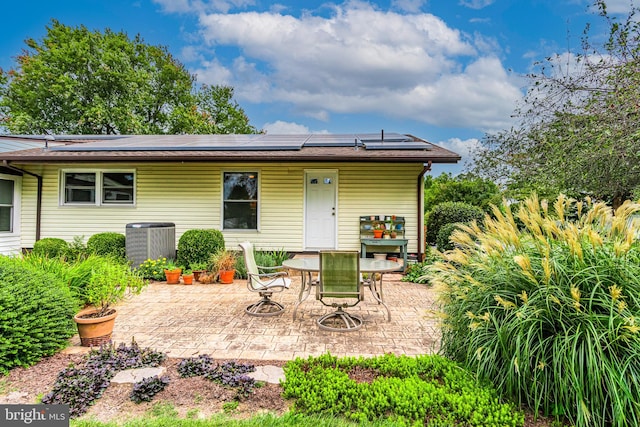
317, 308, 363, 332
245, 296, 285, 317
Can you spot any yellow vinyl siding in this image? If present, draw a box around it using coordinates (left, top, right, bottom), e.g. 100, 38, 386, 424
17, 162, 424, 254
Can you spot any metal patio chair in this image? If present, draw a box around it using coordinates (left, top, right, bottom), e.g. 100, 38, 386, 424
239, 241, 291, 317
315, 250, 364, 331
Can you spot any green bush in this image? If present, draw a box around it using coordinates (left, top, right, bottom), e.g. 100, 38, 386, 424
177, 229, 225, 269
425, 201, 484, 244
0, 256, 78, 373
282, 353, 523, 426
86, 232, 126, 260
424, 172, 501, 213
32, 237, 69, 258
436, 222, 464, 252
433, 195, 640, 427
136, 257, 169, 280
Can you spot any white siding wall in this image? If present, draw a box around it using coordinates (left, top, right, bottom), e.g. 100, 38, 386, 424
18, 162, 424, 254
0, 174, 22, 256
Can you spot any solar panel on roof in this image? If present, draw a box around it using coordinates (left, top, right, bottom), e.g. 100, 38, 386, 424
50, 134, 306, 151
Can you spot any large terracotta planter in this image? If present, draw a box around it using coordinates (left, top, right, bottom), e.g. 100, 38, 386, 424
74, 308, 118, 347
164, 268, 181, 284
218, 269, 235, 284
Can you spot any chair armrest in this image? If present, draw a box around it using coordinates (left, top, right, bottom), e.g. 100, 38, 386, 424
248, 270, 289, 280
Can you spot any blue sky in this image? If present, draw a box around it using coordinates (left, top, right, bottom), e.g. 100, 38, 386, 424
0, 0, 632, 176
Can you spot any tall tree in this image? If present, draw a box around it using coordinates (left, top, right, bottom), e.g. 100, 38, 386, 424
0, 20, 257, 135
469, 1, 640, 205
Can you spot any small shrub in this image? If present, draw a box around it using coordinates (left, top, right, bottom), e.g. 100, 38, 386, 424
130, 375, 170, 403
32, 237, 69, 258
433, 195, 640, 427
177, 354, 214, 378
87, 232, 126, 260
137, 257, 169, 280
177, 229, 225, 269
436, 222, 464, 252
43, 340, 166, 418
177, 355, 256, 400
282, 353, 523, 426
0, 256, 77, 373
425, 202, 484, 244
42, 364, 113, 418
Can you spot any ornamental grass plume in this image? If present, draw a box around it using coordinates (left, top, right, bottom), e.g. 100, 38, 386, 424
433, 194, 640, 427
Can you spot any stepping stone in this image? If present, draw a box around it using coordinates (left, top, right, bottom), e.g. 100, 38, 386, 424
111, 367, 166, 384
247, 365, 285, 384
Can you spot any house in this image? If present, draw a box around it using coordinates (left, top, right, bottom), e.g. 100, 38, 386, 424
0, 133, 460, 260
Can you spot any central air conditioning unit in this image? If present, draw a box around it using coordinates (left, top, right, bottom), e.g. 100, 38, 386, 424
126, 222, 176, 268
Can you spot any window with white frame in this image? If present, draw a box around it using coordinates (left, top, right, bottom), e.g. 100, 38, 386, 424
0, 178, 14, 232
61, 171, 135, 206
223, 172, 257, 229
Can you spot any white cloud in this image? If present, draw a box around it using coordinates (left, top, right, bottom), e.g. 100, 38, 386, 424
436, 137, 480, 161
263, 121, 310, 134
597, 0, 633, 14
458, 0, 495, 10
178, 1, 523, 130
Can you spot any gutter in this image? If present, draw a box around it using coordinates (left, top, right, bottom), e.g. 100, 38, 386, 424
417, 161, 432, 261
2, 161, 42, 242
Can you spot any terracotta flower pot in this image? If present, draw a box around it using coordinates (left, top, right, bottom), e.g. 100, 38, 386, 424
74, 308, 118, 347
164, 268, 181, 284
182, 274, 194, 285
372, 229, 384, 239
219, 269, 235, 284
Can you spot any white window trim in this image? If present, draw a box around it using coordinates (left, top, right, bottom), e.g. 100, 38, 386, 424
221, 170, 260, 231
0, 173, 20, 236
59, 169, 136, 207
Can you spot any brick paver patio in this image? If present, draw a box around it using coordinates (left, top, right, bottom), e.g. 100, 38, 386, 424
68, 271, 441, 360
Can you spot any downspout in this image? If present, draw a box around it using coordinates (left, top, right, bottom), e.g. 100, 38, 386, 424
3, 161, 42, 242
417, 161, 432, 261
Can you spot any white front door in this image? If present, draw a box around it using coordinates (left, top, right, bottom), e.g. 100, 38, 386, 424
305, 171, 337, 250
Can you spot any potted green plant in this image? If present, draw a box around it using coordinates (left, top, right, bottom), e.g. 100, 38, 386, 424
182, 269, 194, 285
164, 259, 182, 284
189, 261, 208, 282
372, 221, 385, 238
74, 260, 147, 346
210, 249, 237, 284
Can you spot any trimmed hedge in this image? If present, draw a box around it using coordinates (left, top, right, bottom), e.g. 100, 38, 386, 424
32, 237, 69, 258
436, 222, 464, 252
0, 256, 78, 373
426, 202, 484, 244
87, 232, 126, 260
177, 229, 225, 269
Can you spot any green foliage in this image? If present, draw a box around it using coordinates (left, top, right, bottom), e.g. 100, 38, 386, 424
130, 375, 170, 403
425, 202, 484, 245
424, 173, 501, 213
469, 2, 640, 204
135, 257, 168, 280
282, 353, 524, 426
433, 195, 640, 427
177, 229, 225, 269
436, 222, 464, 252
0, 256, 77, 374
0, 20, 258, 135
65, 235, 89, 263
32, 237, 69, 258
87, 232, 126, 260
84, 260, 147, 316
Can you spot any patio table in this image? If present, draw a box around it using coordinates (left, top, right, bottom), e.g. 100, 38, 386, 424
282, 256, 400, 321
